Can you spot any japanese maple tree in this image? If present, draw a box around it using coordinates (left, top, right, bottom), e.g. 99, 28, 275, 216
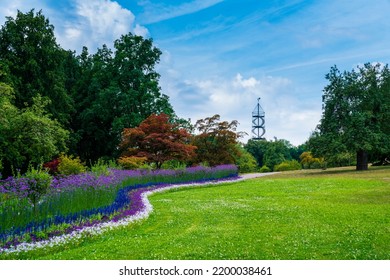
192, 114, 246, 166
119, 113, 196, 168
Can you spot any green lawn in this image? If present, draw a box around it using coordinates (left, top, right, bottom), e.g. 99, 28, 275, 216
2, 166, 390, 260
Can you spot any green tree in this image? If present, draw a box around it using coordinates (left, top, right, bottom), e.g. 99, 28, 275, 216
234, 144, 258, 173
0, 70, 18, 177
263, 139, 291, 171
71, 34, 175, 161
70, 45, 115, 160
0, 9, 73, 125
289, 143, 306, 162
0, 81, 68, 177
311, 63, 390, 170
113, 33, 173, 125
245, 138, 293, 170
245, 139, 268, 167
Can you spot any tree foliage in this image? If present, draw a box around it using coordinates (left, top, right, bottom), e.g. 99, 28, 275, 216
0, 80, 69, 177
192, 114, 245, 166
119, 113, 196, 169
71, 34, 175, 161
0, 9, 73, 125
245, 138, 298, 171
309, 63, 390, 170
234, 145, 258, 173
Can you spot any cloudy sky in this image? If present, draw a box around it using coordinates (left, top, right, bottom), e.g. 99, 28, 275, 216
1, 0, 390, 145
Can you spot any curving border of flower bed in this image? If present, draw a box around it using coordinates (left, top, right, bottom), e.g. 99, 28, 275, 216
0, 176, 245, 255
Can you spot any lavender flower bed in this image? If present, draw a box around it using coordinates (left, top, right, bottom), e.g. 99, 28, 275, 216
0, 176, 242, 255
0, 165, 238, 250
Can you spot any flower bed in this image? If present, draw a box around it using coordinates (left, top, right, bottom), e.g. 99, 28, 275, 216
0, 165, 238, 251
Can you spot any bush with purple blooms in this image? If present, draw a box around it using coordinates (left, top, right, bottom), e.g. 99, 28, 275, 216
0, 164, 238, 248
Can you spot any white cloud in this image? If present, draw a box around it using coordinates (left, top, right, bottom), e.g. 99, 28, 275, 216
134, 24, 149, 37
0, 0, 149, 53
0, 0, 54, 25
233, 74, 260, 89
59, 0, 149, 52
138, 0, 224, 24
64, 27, 82, 40
75, 0, 135, 38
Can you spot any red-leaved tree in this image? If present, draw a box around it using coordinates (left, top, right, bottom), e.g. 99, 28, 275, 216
119, 113, 196, 169
192, 114, 246, 166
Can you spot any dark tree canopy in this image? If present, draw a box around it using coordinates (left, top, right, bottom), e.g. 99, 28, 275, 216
0, 9, 73, 125
70, 34, 175, 161
309, 63, 390, 170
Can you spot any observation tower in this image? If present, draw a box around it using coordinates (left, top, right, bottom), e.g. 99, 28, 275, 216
252, 97, 265, 140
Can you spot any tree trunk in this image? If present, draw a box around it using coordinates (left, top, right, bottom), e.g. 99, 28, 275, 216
356, 149, 368, 171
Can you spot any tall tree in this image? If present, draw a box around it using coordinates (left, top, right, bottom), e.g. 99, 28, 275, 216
192, 114, 245, 166
245, 139, 268, 167
0, 9, 73, 125
70, 45, 116, 160
119, 113, 196, 169
112, 33, 174, 131
72, 34, 175, 161
310, 63, 390, 170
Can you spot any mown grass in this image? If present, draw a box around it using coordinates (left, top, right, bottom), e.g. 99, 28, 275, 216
2, 166, 390, 260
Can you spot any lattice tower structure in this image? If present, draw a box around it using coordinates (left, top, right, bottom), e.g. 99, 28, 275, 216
252, 97, 265, 140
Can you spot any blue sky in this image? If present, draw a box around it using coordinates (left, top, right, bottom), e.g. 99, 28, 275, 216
1, 0, 390, 145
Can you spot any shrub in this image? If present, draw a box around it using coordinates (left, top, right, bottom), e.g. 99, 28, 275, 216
274, 160, 302, 172
310, 158, 325, 169
24, 167, 52, 207
117, 156, 147, 170
57, 154, 86, 175
43, 158, 60, 175
161, 160, 187, 170
90, 158, 121, 176
259, 165, 271, 173
300, 152, 325, 169
236, 150, 258, 173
